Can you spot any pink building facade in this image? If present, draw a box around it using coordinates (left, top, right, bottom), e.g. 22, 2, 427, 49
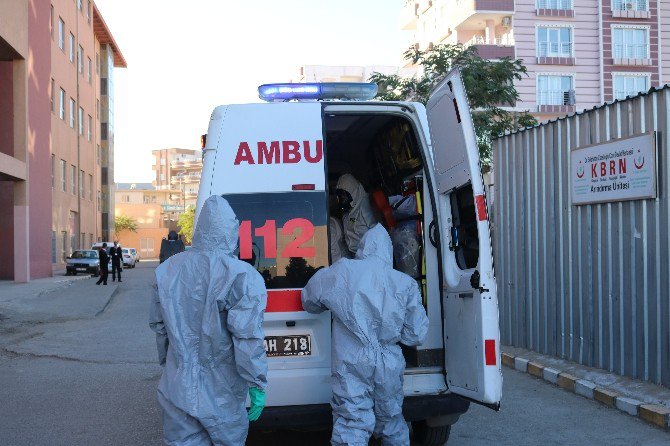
403, 0, 670, 122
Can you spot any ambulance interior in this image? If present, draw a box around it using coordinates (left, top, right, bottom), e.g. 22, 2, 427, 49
324, 113, 480, 368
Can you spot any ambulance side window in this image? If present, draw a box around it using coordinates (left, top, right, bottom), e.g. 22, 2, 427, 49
449, 184, 479, 270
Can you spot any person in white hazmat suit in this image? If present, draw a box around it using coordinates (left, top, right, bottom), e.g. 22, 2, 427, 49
301, 224, 429, 446
335, 174, 378, 254
149, 195, 268, 446
329, 216, 351, 262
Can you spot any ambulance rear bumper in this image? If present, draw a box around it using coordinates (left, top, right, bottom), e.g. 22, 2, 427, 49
251, 393, 470, 429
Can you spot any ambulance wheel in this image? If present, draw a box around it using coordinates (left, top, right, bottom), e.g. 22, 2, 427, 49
412, 420, 451, 446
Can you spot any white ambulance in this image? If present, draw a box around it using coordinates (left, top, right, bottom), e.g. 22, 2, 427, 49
195, 70, 502, 444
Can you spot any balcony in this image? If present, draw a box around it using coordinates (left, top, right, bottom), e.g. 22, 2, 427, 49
464, 34, 515, 59
418, 0, 432, 14
452, 0, 514, 32
612, 0, 650, 18
162, 204, 185, 213
171, 173, 201, 185
613, 44, 651, 65
402, 1, 419, 30
537, 90, 576, 114
536, 0, 574, 17
537, 42, 574, 65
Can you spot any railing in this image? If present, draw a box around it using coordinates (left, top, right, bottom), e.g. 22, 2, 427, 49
537, 89, 575, 106
162, 204, 185, 213
537, 0, 572, 9
612, 0, 647, 11
538, 41, 573, 57
613, 43, 648, 59
464, 34, 515, 47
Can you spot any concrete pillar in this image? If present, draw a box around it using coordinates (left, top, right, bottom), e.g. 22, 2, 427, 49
486, 20, 496, 44
13, 59, 29, 283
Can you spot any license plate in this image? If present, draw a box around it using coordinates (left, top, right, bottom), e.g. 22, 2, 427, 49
77, 268, 87, 271
264, 335, 311, 357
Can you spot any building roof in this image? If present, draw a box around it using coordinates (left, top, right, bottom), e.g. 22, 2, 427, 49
93, 3, 127, 68
116, 183, 154, 191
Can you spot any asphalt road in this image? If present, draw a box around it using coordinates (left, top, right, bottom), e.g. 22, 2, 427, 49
0, 262, 668, 445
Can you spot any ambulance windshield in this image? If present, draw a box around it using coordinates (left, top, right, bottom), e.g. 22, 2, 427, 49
224, 192, 328, 289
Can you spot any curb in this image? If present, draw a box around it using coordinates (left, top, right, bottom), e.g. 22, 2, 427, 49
501, 352, 670, 431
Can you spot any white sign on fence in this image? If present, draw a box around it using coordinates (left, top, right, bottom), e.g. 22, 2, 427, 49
571, 132, 657, 205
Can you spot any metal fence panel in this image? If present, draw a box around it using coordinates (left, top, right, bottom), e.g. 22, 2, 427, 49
493, 87, 670, 386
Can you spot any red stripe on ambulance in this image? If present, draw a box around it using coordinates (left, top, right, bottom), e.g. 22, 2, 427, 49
475, 194, 488, 222
266, 289, 304, 312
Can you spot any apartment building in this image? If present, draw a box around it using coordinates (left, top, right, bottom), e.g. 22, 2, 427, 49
0, 1, 124, 282
152, 148, 202, 210
292, 65, 413, 83
402, 0, 670, 121
115, 183, 171, 259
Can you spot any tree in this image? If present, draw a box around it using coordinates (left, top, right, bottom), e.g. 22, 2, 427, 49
178, 206, 196, 244
369, 44, 537, 165
114, 215, 138, 239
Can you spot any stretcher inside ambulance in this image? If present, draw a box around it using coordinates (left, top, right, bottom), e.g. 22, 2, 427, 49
195, 70, 502, 441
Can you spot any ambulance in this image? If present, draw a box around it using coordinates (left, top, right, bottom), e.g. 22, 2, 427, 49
195, 69, 502, 444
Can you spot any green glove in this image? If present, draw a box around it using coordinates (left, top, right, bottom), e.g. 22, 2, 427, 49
248, 387, 266, 421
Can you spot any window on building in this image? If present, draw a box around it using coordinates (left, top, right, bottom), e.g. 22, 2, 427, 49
79, 170, 84, 198
89, 174, 93, 200
97, 191, 101, 211
61, 231, 68, 261
50, 6, 54, 39
537, 26, 572, 57
78, 0, 82, 11
51, 155, 55, 188
95, 52, 100, 74
81, 233, 85, 250
97, 144, 101, 165
69, 33, 75, 63
70, 164, 77, 195
58, 18, 64, 50
59, 88, 65, 119
122, 195, 130, 203
60, 159, 66, 192
96, 99, 100, 119
160, 173, 166, 181
537, 75, 575, 105
87, 1, 92, 22
89, 234, 93, 250
612, 0, 647, 11
614, 74, 649, 100
69, 98, 75, 128
78, 106, 84, 135
52, 231, 57, 263
100, 78, 108, 95
160, 158, 166, 165
613, 27, 649, 59
101, 123, 108, 140
87, 115, 92, 141
87, 57, 92, 83
50, 79, 55, 112
78, 45, 83, 73
537, 0, 572, 8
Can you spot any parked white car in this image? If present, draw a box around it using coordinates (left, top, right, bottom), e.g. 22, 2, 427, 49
121, 248, 136, 268
129, 247, 140, 263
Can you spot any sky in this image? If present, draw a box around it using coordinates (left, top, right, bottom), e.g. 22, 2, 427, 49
95, 0, 405, 183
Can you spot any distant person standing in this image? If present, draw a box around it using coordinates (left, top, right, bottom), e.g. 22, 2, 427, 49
159, 230, 185, 264
110, 241, 123, 282
96, 243, 109, 286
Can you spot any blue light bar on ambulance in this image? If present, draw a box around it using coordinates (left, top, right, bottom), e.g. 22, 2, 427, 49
258, 82, 378, 102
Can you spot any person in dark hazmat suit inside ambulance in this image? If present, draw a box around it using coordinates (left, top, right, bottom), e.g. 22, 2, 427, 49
301, 224, 429, 446
335, 173, 378, 254
149, 195, 268, 446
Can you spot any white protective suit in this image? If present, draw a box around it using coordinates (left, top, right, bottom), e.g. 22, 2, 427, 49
336, 174, 378, 254
329, 216, 351, 263
149, 195, 268, 446
301, 224, 429, 446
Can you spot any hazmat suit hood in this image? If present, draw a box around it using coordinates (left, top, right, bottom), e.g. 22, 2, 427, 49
355, 224, 392, 268
335, 174, 378, 253
191, 195, 239, 254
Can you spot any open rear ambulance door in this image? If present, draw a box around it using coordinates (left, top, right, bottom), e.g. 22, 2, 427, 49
426, 69, 502, 408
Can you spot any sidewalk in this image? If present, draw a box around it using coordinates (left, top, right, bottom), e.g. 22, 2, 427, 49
0, 273, 119, 327
502, 345, 670, 430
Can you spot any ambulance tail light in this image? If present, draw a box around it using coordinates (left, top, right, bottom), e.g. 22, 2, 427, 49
258, 83, 378, 102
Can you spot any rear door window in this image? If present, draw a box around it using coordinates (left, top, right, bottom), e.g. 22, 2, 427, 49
223, 192, 328, 289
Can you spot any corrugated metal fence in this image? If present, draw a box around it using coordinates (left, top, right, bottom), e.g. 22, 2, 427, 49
493, 87, 670, 386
